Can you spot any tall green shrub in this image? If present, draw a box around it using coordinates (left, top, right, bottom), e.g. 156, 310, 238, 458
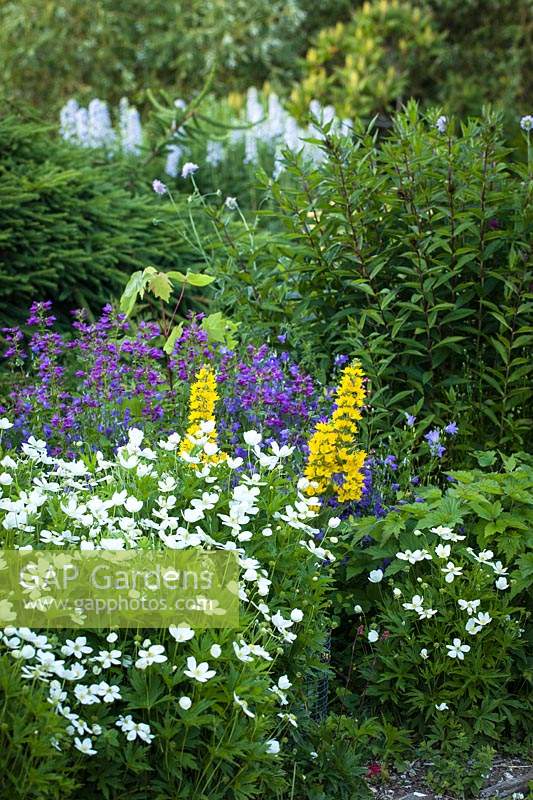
0, 112, 200, 327
292, 0, 532, 122
291, 0, 442, 119
424, 0, 532, 118
205, 105, 533, 449
0, 0, 309, 113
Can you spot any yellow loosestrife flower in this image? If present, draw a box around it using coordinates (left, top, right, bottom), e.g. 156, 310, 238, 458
180, 365, 221, 463
304, 361, 366, 503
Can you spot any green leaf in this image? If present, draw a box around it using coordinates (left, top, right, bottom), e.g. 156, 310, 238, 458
119, 268, 155, 317
167, 270, 215, 287
149, 271, 173, 302
163, 322, 184, 355
472, 450, 497, 467
201, 312, 240, 347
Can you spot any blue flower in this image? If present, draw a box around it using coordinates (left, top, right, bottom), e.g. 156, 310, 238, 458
436, 115, 448, 134
425, 428, 446, 458
425, 429, 440, 446
152, 179, 167, 195
181, 162, 199, 179
334, 354, 349, 367
405, 413, 416, 427
444, 421, 458, 436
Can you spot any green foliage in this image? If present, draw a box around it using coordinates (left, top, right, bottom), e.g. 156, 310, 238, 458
332, 453, 532, 745
422, 735, 495, 798
292, 0, 532, 121
119, 266, 215, 315
117, 255, 238, 357
0, 655, 78, 799
0, 111, 202, 327
3, 0, 531, 126
291, 715, 372, 799
0, 0, 312, 114
424, 0, 533, 118
291, 0, 441, 119
206, 104, 533, 449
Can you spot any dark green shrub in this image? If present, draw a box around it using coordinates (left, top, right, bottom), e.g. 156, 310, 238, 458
206, 104, 533, 449
424, 0, 533, 118
0, 112, 200, 327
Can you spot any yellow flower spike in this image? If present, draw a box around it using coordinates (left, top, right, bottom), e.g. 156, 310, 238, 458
179, 365, 223, 464
304, 360, 367, 504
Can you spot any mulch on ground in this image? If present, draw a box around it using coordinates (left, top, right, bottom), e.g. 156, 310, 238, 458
369, 754, 533, 799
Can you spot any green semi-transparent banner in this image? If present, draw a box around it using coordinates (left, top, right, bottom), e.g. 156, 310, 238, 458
0, 549, 239, 628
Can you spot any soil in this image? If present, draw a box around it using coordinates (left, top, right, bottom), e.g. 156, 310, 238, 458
368, 754, 533, 800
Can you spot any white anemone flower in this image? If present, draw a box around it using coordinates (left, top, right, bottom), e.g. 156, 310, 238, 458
446, 638, 470, 660
234, 692, 255, 718
418, 607, 438, 619
135, 644, 167, 669
74, 736, 97, 755
465, 618, 482, 636
458, 599, 480, 615
184, 656, 216, 683
243, 430, 262, 447
61, 636, 92, 659
491, 561, 508, 576
431, 526, 465, 541
441, 561, 463, 583
402, 595, 424, 612
435, 543, 451, 559
396, 549, 431, 564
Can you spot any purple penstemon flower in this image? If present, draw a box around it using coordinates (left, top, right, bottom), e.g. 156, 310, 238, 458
3, 307, 332, 456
